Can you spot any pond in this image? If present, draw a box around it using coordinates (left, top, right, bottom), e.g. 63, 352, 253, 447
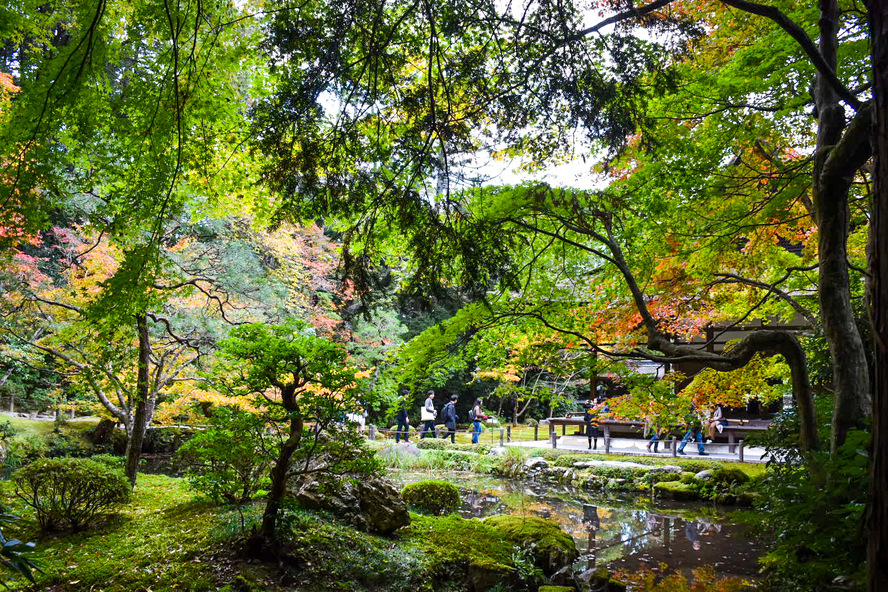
387, 470, 763, 583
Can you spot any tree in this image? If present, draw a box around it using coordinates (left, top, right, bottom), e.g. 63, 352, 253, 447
865, 0, 888, 588
209, 321, 374, 547
252, 0, 872, 454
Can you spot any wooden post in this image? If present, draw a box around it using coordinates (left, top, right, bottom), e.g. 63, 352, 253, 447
534, 425, 539, 441
506, 425, 511, 442
369, 425, 376, 441
562, 424, 567, 436
604, 436, 611, 454
550, 431, 557, 449
671, 437, 677, 457
739, 439, 745, 462
499, 429, 504, 446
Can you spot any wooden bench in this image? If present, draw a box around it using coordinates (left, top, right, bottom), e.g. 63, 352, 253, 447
544, 417, 646, 439
716, 420, 770, 452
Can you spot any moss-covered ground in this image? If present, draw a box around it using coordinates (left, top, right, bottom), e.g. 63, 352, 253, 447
0, 472, 556, 592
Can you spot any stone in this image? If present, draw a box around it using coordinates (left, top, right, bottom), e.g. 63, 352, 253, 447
695, 469, 713, 481
467, 559, 513, 591
289, 473, 410, 535
648, 465, 682, 474
525, 457, 549, 469
572, 460, 649, 470
488, 446, 508, 455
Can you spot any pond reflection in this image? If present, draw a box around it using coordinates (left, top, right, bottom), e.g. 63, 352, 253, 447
388, 471, 763, 581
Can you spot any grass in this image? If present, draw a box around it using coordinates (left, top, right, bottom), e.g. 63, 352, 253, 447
2, 414, 100, 440
0, 474, 262, 591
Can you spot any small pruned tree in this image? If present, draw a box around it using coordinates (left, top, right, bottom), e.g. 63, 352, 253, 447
210, 321, 377, 549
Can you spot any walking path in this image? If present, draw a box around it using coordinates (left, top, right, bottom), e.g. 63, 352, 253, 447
506, 435, 769, 463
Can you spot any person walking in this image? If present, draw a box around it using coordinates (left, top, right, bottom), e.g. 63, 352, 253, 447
646, 424, 662, 453
677, 405, 708, 455
395, 390, 411, 443
421, 390, 437, 438
440, 394, 459, 443
583, 400, 601, 450
470, 398, 488, 444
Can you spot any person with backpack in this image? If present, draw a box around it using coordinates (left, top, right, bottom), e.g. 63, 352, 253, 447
470, 397, 488, 444
395, 389, 411, 443
440, 394, 459, 443
677, 405, 708, 455
421, 390, 437, 438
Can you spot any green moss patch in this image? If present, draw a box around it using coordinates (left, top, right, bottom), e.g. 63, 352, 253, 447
400, 513, 516, 586
401, 480, 460, 515
653, 481, 701, 501
483, 514, 578, 574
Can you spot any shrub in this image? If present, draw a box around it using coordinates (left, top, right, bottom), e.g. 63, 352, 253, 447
90, 453, 126, 471
14, 457, 131, 531
401, 480, 461, 515
0, 420, 17, 440
175, 407, 275, 505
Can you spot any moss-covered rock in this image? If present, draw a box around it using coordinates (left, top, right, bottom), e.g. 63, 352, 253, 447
401, 479, 460, 515
679, 471, 699, 484
484, 514, 578, 575
652, 480, 701, 501
401, 514, 517, 588
538, 586, 576, 592
710, 465, 751, 485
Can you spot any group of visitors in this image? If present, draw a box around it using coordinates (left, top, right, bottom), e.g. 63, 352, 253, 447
647, 404, 728, 456
392, 390, 489, 444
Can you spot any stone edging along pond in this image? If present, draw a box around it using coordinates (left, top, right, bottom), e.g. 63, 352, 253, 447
489, 453, 761, 505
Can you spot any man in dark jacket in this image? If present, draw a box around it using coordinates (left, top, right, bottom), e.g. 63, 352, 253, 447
395, 389, 411, 443
440, 394, 459, 443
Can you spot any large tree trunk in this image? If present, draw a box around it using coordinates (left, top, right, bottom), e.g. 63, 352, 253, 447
124, 313, 151, 486
813, 0, 872, 451
866, 1, 888, 589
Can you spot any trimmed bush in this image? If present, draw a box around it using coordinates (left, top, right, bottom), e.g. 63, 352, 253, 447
401, 480, 460, 515
14, 457, 131, 531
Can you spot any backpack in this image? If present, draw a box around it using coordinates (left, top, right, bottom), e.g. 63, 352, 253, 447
468, 408, 476, 421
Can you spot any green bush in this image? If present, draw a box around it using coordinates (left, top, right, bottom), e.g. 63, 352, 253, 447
0, 420, 17, 440
90, 453, 126, 471
175, 407, 275, 505
401, 480, 461, 515
13, 457, 131, 531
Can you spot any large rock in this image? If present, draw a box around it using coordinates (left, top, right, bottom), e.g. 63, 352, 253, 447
648, 465, 683, 474
571, 460, 649, 470
525, 457, 549, 470
289, 473, 410, 535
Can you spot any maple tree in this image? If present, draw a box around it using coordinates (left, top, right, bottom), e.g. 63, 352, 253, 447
207, 321, 375, 547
